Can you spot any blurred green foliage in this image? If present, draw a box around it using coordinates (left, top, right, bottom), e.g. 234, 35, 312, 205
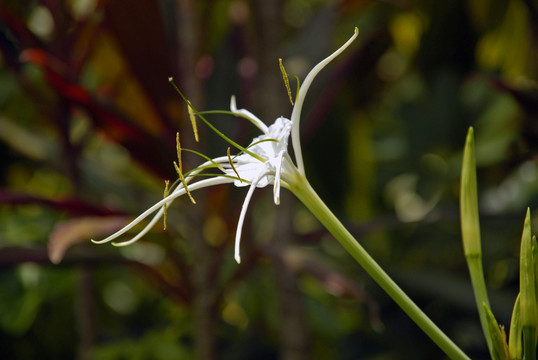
0, 0, 537, 359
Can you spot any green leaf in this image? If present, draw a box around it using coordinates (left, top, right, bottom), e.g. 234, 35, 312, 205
460, 127, 494, 355
460, 127, 481, 257
519, 211, 537, 360
508, 294, 522, 360
483, 302, 510, 360
0, 286, 42, 336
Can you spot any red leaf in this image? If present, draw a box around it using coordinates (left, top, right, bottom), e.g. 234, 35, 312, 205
48, 216, 129, 264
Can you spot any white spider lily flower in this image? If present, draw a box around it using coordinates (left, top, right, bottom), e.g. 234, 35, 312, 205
92, 28, 359, 264
220, 114, 296, 262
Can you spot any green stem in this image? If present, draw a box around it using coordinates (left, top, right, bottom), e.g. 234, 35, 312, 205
460, 127, 495, 357
290, 177, 470, 360
466, 254, 494, 355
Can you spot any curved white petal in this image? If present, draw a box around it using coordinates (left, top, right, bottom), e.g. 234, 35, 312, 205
91, 176, 234, 245
272, 150, 285, 205
234, 175, 262, 264
291, 28, 358, 175
112, 207, 165, 246
230, 96, 269, 134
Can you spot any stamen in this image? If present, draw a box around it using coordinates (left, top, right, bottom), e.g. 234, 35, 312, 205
163, 180, 170, 230
279, 58, 294, 106
227, 147, 243, 182
187, 101, 199, 142
168, 78, 199, 142
170, 79, 261, 160
175, 132, 196, 204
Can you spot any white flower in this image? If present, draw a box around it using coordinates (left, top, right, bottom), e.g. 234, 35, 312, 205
92, 28, 359, 264
222, 106, 296, 262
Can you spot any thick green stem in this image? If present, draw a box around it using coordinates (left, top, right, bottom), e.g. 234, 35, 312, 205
460, 127, 494, 356
290, 177, 470, 360
466, 254, 494, 354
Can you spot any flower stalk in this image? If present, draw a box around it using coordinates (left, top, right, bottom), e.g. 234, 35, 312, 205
288, 176, 470, 360
460, 127, 494, 355
460, 127, 538, 360
520, 210, 537, 360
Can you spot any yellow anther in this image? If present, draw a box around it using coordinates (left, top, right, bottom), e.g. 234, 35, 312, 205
187, 101, 199, 142
279, 58, 294, 106
175, 132, 196, 204
227, 147, 242, 183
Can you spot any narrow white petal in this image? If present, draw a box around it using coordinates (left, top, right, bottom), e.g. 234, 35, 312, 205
230, 96, 270, 135
234, 175, 261, 263
112, 207, 165, 247
92, 176, 234, 245
291, 28, 359, 175
273, 150, 285, 205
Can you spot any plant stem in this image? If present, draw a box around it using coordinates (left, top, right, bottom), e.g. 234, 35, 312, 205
460, 127, 494, 356
290, 177, 471, 360
466, 254, 494, 354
